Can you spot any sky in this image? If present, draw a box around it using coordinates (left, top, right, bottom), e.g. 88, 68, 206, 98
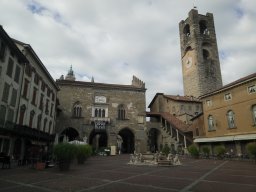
0, 0, 255, 108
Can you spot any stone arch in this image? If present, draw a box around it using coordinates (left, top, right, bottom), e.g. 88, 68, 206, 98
148, 128, 161, 153
118, 128, 135, 154
59, 127, 79, 142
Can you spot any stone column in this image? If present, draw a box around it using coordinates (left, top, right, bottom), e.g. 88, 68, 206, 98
183, 135, 187, 148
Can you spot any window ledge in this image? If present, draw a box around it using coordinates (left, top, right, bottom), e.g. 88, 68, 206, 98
208, 129, 216, 132
228, 127, 237, 129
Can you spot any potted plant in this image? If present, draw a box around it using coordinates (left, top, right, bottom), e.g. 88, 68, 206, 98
214, 145, 225, 159
202, 146, 210, 158
54, 143, 77, 171
76, 144, 92, 164
188, 144, 199, 158
246, 142, 256, 163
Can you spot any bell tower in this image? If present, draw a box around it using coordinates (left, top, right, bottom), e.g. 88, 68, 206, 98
179, 9, 222, 97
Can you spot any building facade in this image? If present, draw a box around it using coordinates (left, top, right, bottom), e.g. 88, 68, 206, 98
0, 25, 58, 162
148, 93, 202, 124
179, 9, 223, 98
146, 93, 201, 153
194, 73, 256, 155
13, 40, 59, 161
56, 72, 147, 153
0, 26, 27, 157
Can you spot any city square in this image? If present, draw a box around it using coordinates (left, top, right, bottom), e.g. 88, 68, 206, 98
1, 155, 256, 192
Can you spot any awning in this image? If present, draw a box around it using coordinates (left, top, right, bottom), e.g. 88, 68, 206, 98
194, 134, 256, 143
194, 136, 234, 143
234, 134, 256, 141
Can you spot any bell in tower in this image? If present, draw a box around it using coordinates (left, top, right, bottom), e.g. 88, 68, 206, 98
179, 9, 223, 98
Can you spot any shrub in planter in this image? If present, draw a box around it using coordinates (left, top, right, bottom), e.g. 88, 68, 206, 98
188, 144, 199, 158
161, 144, 170, 156
76, 144, 92, 164
202, 146, 210, 158
246, 142, 256, 163
214, 145, 225, 159
54, 143, 77, 171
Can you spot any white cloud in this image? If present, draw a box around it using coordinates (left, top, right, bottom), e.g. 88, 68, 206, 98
0, 0, 255, 108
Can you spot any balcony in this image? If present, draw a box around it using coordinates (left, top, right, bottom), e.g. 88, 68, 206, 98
90, 117, 110, 124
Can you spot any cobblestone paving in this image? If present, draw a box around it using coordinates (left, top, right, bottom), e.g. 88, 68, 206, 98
0, 155, 256, 192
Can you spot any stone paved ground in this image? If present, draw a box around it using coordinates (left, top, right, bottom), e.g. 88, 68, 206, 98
0, 155, 256, 192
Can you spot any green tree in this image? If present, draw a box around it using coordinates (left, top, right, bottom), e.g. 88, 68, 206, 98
188, 144, 199, 158
246, 142, 256, 163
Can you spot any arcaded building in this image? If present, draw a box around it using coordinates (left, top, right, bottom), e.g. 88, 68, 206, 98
56, 68, 147, 153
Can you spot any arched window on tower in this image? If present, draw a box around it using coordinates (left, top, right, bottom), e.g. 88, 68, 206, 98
227, 110, 236, 128
203, 49, 210, 60
73, 102, 82, 118
118, 104, 126, 120
199, 20, 209, 35
183, 24, 190, 37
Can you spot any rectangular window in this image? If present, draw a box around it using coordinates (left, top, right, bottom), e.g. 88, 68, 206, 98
6, 57, 14, 78
2, 83, 10, 103
25, 64, 32, 77
224, 93, 232, 101
50, 103, 54, 117
10, 88, 17, 107
7, 108, 14, 122
31, 87, 37, 105
52, 93, 55, 101
14, 65, 21, 83
45, 99, 49, 114
22, 79, 29, 98
41, 82, 46, 92
248, 85, 256, 94
34, 73, 39, 85
0, 105, 7, 125
0, 41, 6, 61
47, 88, 51, 97
206, 100, 212, 107
39, 94, 44, 110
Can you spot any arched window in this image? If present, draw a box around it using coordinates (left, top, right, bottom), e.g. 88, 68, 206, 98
208, 115, 215, 131
118, 104, 126, 120
227, 110, 235, 128
199, 20, 209, 35
252, 105, 256, 125
183, 24, 190, 37
73, 102, 82, 117
203, 49, 210, 60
